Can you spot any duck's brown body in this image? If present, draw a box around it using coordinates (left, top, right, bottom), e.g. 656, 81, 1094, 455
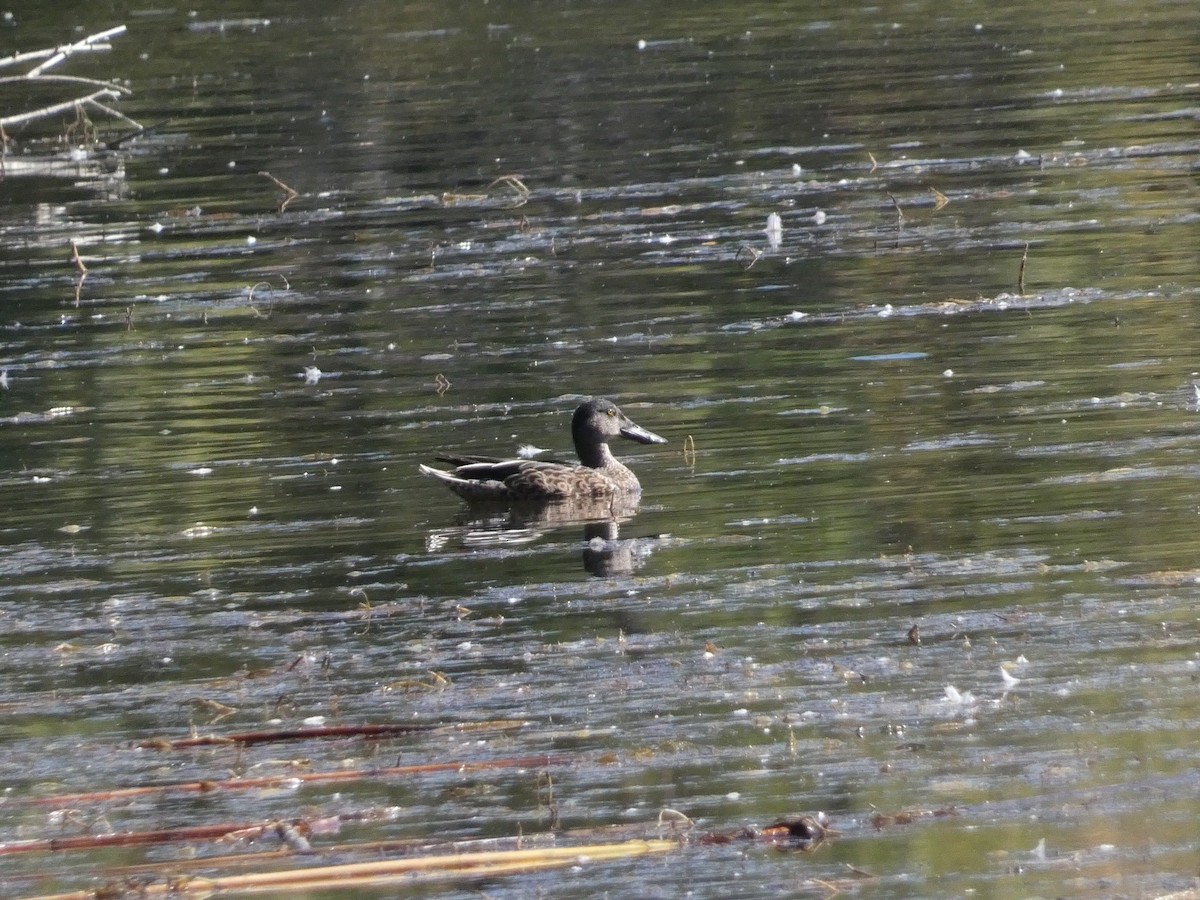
420, 399, 666, 502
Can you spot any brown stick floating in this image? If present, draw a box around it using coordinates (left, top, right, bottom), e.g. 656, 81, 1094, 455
32, 754, 565, 808
139, 720, 525, 750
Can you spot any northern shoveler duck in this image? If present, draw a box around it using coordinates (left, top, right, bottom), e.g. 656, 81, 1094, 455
420, 398, 667, 502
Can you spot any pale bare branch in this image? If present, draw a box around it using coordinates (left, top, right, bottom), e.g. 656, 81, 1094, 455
0, 89, 122, 130
27, 25, 128, 77
0, 73, 131, 94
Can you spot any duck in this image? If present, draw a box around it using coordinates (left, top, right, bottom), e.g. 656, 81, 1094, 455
419, 398, 667, 502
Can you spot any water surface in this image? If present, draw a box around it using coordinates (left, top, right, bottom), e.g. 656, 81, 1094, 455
2, 1, 1199, 897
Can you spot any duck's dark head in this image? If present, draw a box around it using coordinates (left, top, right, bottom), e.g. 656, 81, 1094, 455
572, 398, 666, 465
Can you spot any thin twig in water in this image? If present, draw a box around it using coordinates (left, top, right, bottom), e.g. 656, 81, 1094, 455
489, 174, 529, 193
886, 192, 904, 230
190, 697, 238, 724
444, 174, 531, 208
487, 173, 531, 207
537, 771, 558, 830
736, 245, 762, 270
70, 240, 88, 307
929, 187, 949, 211
260, 170, 299, 212
70, 240, 88, 275
808, 878, 843, 897
247, 275, 290, 317
65, 101, 97, 146
657, 808, 694, 830
682, 434, 696, 468
1018, 241, 1029, 296
868, 152, 878, 174
843, 862, 879, 878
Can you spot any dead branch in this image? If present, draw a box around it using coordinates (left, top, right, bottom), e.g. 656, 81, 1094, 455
0, 89, 123, 130
0, 73, 129, 94
0, 26, 141, 138
26, 25, 128, 77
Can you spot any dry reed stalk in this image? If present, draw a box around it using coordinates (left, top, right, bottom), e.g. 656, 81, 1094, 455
27, 840, 678, 899
210, 840, 677, 888
51, 832, 562, 882
34, 827, 647, 888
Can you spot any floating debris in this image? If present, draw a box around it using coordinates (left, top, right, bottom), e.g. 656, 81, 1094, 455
188, 17, 272, 32
698, 813, 834, 850
765, 212, 782, 250
943, 685, 975, 705
870, 807, 959, 829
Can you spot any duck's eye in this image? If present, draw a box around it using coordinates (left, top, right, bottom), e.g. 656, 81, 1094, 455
606, 409, 615, 416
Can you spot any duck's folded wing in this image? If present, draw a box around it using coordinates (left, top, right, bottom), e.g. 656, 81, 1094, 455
436, 455, 571, 480
448, 459, 529, 482
435, 457, 559, 482
435, 453, 505, 467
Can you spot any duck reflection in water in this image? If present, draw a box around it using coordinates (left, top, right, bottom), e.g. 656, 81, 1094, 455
420, 398, 667, 575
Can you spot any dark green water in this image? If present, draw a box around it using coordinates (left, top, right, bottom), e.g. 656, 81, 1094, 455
1, 1, 1199, 897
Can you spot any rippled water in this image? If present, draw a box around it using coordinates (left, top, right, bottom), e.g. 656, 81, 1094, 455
2, 1, 1199, 897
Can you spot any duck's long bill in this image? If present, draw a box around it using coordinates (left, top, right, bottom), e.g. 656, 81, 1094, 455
621, 422, 667, 445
